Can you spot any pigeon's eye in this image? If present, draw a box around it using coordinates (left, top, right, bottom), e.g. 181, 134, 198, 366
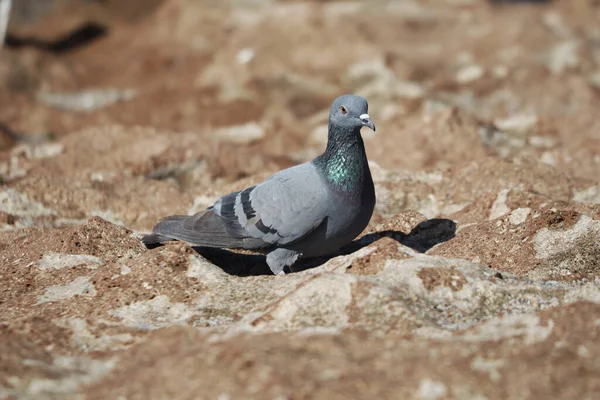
340, 105, 348, 115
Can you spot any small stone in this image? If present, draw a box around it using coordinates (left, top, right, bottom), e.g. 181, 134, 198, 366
214, 122, 265, 144
36, 89, 137, 112
494, 114, 538, 135
529, 136, 555, 148
236, 48, 255, 64
542, 11, 572, 38
455, 64, 484, 84
36, 253, 104, 271
540, 151, 557, 166
29, 143, 64, 159
572, 186, 600, 205
0, 189, 55, 218
394, 80, 426, 99
416, 378, 447, 400
346, 58, 393, 87
509, 208, 531, 226
489, 189, 511, 220
37, 276, 97, 304
541, 40, 581, 75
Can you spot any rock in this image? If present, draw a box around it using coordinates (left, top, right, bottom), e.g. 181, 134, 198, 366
542, 11, 573, 39
346, 58, 425, 100
493, 114, 538, 135
213, 122, 265, 145
36, 275, 97, 304
455, 64, 484, 84
541, 40, 581, 74
394, 80, 426, 99
36, 89, 137, 112
573, 185, 600, 205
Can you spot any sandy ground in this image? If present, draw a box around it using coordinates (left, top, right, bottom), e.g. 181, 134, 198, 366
1, 1, 600, 399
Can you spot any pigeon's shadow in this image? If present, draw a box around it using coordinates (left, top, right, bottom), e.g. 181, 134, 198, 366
194, 218, 457, 277
6, 23, 108, 53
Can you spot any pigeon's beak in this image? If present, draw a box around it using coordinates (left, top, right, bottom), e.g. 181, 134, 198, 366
359, 114, 376, 132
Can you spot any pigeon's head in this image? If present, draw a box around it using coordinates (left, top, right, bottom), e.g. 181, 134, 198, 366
329, 94, 376, 133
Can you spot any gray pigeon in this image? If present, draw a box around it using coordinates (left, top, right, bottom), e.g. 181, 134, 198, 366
143, 94, 376, 274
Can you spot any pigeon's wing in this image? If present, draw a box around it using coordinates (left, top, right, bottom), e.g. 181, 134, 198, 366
148, 209, 247, 248
235, 163, 330, 245
148, 162, 330, 249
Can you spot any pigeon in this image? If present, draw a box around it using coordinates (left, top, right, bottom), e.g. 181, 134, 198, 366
143, 94, 376, 274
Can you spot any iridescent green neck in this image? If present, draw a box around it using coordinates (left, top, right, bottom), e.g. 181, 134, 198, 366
314, 125, 368, 192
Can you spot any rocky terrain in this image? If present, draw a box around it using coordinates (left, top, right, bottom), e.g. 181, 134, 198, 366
1, 0, 600, 398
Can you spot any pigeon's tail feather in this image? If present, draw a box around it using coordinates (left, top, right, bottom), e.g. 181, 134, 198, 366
151, 211, 246, 248
141, 233, 173, 247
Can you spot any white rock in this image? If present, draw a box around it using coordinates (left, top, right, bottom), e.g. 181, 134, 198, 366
540, 151, 557, 166
110, 295, 196, 329
489, 189, 511, 220
346, 58, 394, 85
25, 355, 115, 396
459, 313, 554, 345
455, 64, 484, 84
236, 47, 255, 64
347, 58, 424, 99
394, 80, 426, 99
509, 208, 531, 226
529, 136, 555, 148
471, 356, 505, 382
533, 214, 600, 259
186, 255, 228, 285
442, 202, 469, 215
0, 189, 55, 218
37, 276, 97, 304
36, 253, 104, 271
542, 11, 572, 39
416, 378, 448, 400
542, 40, 581, 75
262, 273, 355, 332
572, 185, 600, 205
36, 89, 136, 112
494, 114, 538, 135
214, 122, 265, 144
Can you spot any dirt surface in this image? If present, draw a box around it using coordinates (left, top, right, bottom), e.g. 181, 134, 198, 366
1, 0, 600, 399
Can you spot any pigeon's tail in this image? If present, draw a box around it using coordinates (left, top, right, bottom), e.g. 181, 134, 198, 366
141, 232, 173, 247
144, 211, 247, 249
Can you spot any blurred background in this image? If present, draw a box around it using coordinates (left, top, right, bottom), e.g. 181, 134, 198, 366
0, 0, 599, 230
2, 4, 600, 397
